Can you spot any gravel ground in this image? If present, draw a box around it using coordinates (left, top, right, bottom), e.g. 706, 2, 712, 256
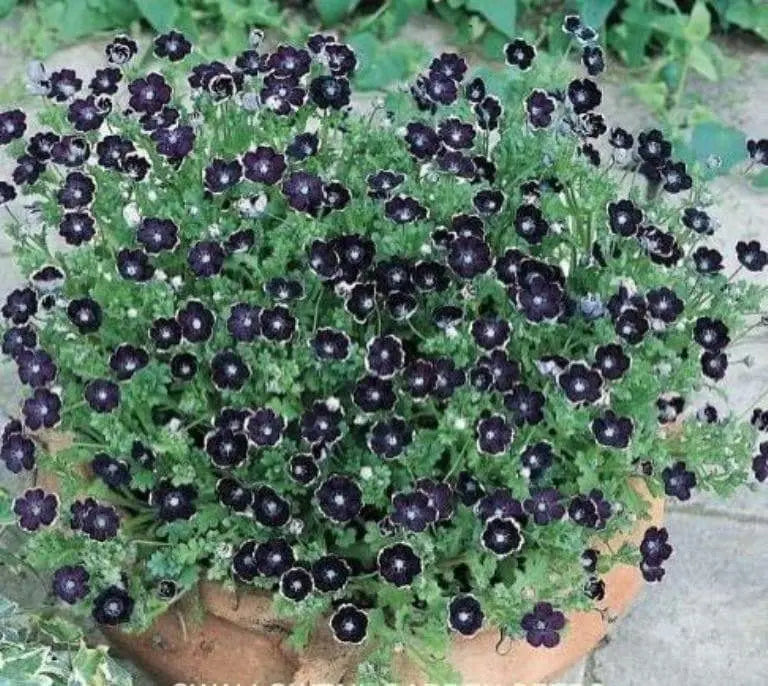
0, 17, 767, 686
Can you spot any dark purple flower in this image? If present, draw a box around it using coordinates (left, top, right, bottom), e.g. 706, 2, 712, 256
177, 300, 215, 343
316, 474, 362, 523
2, 325, 36, 359
89, 67, 122, 96
137, 218, 179, 253
558, 362, 603, 405
582, 45, 605, 75
448, 236, 492, 279
91, 453, 130, 489
526, 90, 556, 128
591, 410, 633, 449
0, 109, 26, 144
48, 69, 82, 101
368, 417, 412, 459
252, 485, 291, 527
514, 204, 549, 244
27, 132, 59, 160
662, 461, 697, 501
312, 555, 350, 593
476, 415, 513, 455
521, 602, 566, 648
128, 72, 171, 114
50, 135, 90, 167
282, 171, 324, 214
752, 443, 768, 482
16, 348, 57, 388
280, 567, 313, 602
227, 303, 261, 342
170, 353, 197, 381
404, 122, 440, 159
300, 400, 343, 446
204, 158, 242, 194
594, 343, 630, 380
260, 73, 306, 114
151, 125, 195, 160
267, 45, 311, 78
504, 39, 536, 70
108, 344, 148, 381
188, 240, 225, 277
92, 586, 133, 625
149, 316, 181, 349
85, 379, 120, 413
22, 388, 61, 430
260, 305, 296, 343
210, 350, 250, 391
1, 433, 36, 473
330, 604, 368, 644
309, 75, 350, 109
736, 240, 767, 271
151, 481, 197, 522
154, 30, 191, 61
53, 565, 89, 604
481, 516, 524, 557
67, 297, 101, 333
0, 181, 16, 206
288, 453, 320, 486
57, 171, 95, 209
13, 488, 58, 531
325, 42, 357, 76
377, 542, 422, 587
448, 595, 484, 637
567, 78, 601, 114
524, 488, 565, 525
520, 441, 554, 480
116, 248, 154, 282
701, 350, 728, 380
637, 129, 672, 166
12, 154, 45, 186
217, 478, 253, 512
67, 96, 107, 132
246, 407, 285, 447
391, 490, 437, 532
640, 526, 673, 566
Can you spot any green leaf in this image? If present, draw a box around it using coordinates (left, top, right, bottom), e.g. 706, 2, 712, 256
682, 120, 746, 174
629, 80, 668, 112
314, 0, 358, 25
0, 0, 16, 20
725, 0, 768, 41
685, 1, 711, 42
576, 0, 615, 29
133, 0, 179, 31
348, 33, 425, 91
465, 0, 517, 38
687, 43, 719, 81
0, 647, 49, 678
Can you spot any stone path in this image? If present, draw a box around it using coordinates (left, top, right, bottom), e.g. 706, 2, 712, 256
1, 19, 767, 686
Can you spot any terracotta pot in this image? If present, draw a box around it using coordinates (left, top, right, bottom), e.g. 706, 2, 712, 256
103, 479, 663, 686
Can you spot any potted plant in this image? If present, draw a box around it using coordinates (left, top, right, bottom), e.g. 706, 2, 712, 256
1, 13, 766, 685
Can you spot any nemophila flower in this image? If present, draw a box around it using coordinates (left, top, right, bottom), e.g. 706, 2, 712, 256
53, 565, 89, 604
57, 171, 94, 209
217, 477, 253, 512
96, 135, 133, 169
481, 516, 523, 557
50, 135, 90, 167
661, 160, 692, 193
456, 471, 485, 507
22, 388, 61, 430
448, 594, 484, 638
16, 348, 57, 388
2, 325, 36, 359
559, 362, 603, 404
288, 455, 321, 490
694, 317, 730, 352
425, 70, 459, 105
475, 488, 525, 524
67, 95, 107, 132
520, 441, 554, 480
384, 194, 428, 223
282, 171, 324, 214
152, 125, 195, 161
701, 350, 728, 380
151, 481, 197, 522
226, 228, 255, 253
330, 603, 368, 645
246, 407, 285, 447
316, 474, 362, 523
615, 308, 649, 344
637, 129, 671, 166
437, 117, 476, 150
13, 154, 45, 186
252, 485, 291, 527
437, 149, 476, 178
377, 542, 422, 587
647, 287, 683, 323
47, 69, 82, 102
309, 75, 351, 109
266, 45, 311, 78
204, 158, 242, 194
514, 204, 549, 244
367, 170, 404, 200
747, 138, 768, 164
88, 67, 121, 96
640, 526, 673, 569
682, 207, 713, 235
524, 488, 565, 525
260, 305, 297, 343
592, 410, 633, 449
26, 131, 58, 161
609, 126, 633, 149
84, 379, 120, 413
504, 383, 545, 426
279, 567, 313, 602
404, 359, 437, 400
187, 240, 226, 277
365, 335, 404, 378
149, 316, 182, 349
582, 45, 605, 75
567, 78, 601, 114
80, 502, 120, 541
447, 236, 492, 279
205, 428, 248, 469
470, 315, 510, 351
657, 394, 684, 424
473, 189, 504, 216
92, 586, 133, 626
736, 240, 767, 271
211, 350, 250, 391
259, 73, 306, 114
128, 72, 171, 114
311, 555, 350, 593
433, 304, 464, 331
106, 33, 138, 64
0, 109, 26, 145
137, 218, 179, 253
475, 415, 513, 455
108, 344, 148, 381
301, 400, 343, 446
504, 39, 536, 70
91, 453, 130, 489
607, 199, 642, 236
67, 297, 101, 334
353, 375, 396, 413
324, 42, 357, 76
311, 328, 351, 362
404, 122, 440, 159
662, 461, 697, 501
1, 432, 35, 474
432, 357, 466, 399
391, 490, 437, 532
140, 106, 179, 131
178, 300, 215, 343
415, 479, 453, 521
594, 343, 630, 380
286, 132, 319, 161
580, 142, 600, 166
0, 181, 16, 206
465, 76, 485, 103
13, 488, 59, 531
116, 248, 154, 282
525, 89, 556, 129
368, 417, 412, 459
154, 30, 191, 61
752, 443, 768, 482
227, 303, 261, 343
